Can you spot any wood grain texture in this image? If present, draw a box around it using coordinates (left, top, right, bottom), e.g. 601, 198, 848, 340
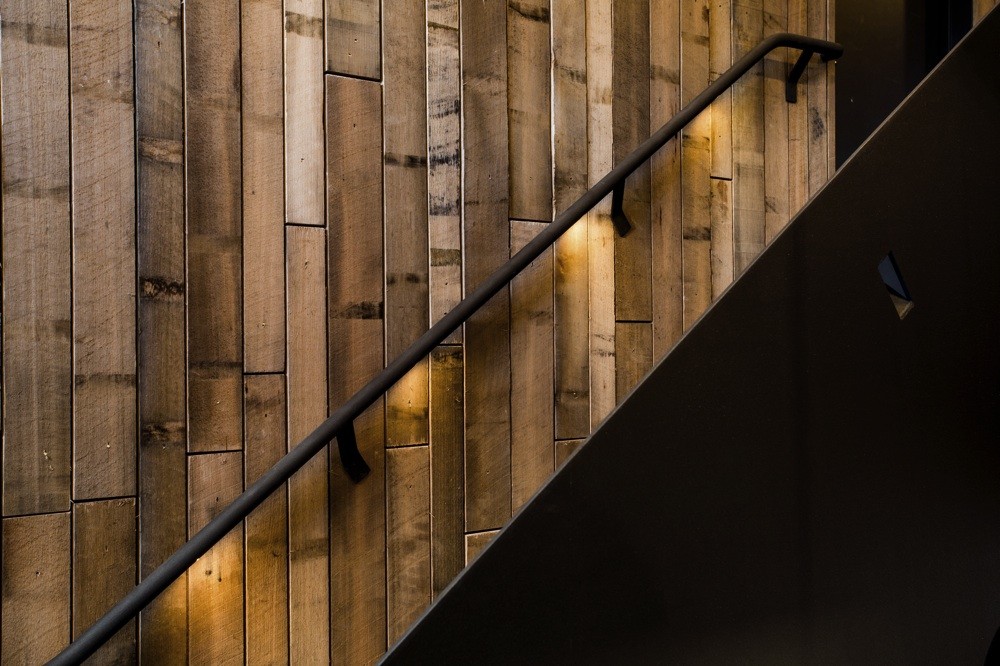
807, 0, 830, 197
72, 499, 137, 663
462, 0, 512, 532
185, 0, 243, 453
733, 1, 766, 276
555, 438, 584, 468
615, 322, 653, 401
286, 225, 330, 661
387, 446, 432, 644
135, 0, 188, 656
465, 530, 499, 565
508, 0, 553, 222
285, 0, 325, 228
327, 74, 387, 664
326, 0, 381, 78
1, 0, 72, 516
710, 176, 735, 299
974, 0, 997, 23
764, 0, 790, 243
430, 345, 464, 597
788, 0, 810, 215
552, 0, 590, 439
244, 375, 289, 665
710, 0, 733, 179
384, 0, 430, 447
243, 0, 286, 372
510, 221, 555, 512
188, 452, 244, 665
1, 513, 71, 662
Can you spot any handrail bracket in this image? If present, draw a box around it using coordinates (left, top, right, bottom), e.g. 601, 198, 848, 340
337, 422, 370, 483
786, 48, 815, 103
610, 182, 633, 237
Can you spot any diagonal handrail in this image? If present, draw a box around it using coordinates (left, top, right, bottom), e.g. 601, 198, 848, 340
50, 32, 842, 665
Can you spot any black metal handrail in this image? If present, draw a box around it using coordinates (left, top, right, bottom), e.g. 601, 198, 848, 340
50, 32, 842, 665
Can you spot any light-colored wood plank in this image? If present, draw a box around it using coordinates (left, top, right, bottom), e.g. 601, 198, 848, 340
384, 0, 430, 447
244, 374, 289, 665
465, 530, 499, 565
326, 0, 381, 78
462, 0, 512, 532
286, 225, 330, 662
510, 221, 555, 511
185, 0, 243, 453
427, 0, 463, 345
555, 438, 584, 468
386, 446, 432, 644
327, 73, 387, 664
1, 0, 72, 516
650, 0, 684, 356
430, 345, 464, 597
508, 0, 553, 221
135, 0, 188, 656
974, 0, 996, 23
788, 0, 809, 215
1, 513, 71, 661
72, 499, 137, 663
763, 0, 790, 243
243, 0, 286, 372
552, 0, 590, 439
710, 0, 733, 179
807, 0, 830, 197
733, 1, 766, 275
188, 452, 244, 664
615, 322, 653, 401
285, 0, 325, 228
710, 177, 734, 298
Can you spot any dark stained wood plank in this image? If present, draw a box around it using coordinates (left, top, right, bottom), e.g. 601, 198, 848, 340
72, 499, 137, 663
510, 221, 555, 511
462, 0, 512, 532
286, 224, 330, 662
1, 0, 72, 516
1, 513, 70, 662
807, 0, 830, 196
384, 0, 429, 447
386, 446, 432, 644
244, 374, 289, 665
508, 0, 553, 222
465, 530, 499, 565
185, 0, 243, 453
326, 0, 381, 79
187, 452, 244, 664
243, 0, 286, 372
327, 73, 387, 664
733, 1, 766, 275
710, 0, 733, 180
555, 438, 584, 468
764, 0, 790, 243
615, 322, 653, 402
826, 0, 836, 176
788, 0, 809, 215
430, 345, 464, 597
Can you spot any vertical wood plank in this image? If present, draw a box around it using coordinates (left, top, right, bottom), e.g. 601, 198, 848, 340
465, 530, 499, 565
555, 438, 584, 468
244, 375, 289, 665
462, 0, 512, 532
1, 513, 70, 662
1, 0, 72, 516
733, 1, 766, 275
763, 0, 790, 243
185, 0, 243, 453
710, 177, 734, 297
326, 0, 381, 78
507, 0, 553, 221
384, 0, 430, 447
807, 0, 830, 196
286, 0, 326, 227
427, 0, 463, 345
787, 0, 809, 215
552, 0, 590, 439
826, 0, 837, 175
327, 73, 387, 664
650, 0, 683, 356
244, 0, 286, 372
187, 452, 244, 664
72, 499, 137, 663
615, 322, 653, 401
386, 446, 431, 644
710, 0, 733, 179
974, 0, 995, 23
135, 0, 188, 658
430, 345, 464, 597
510, 221, 555, 512
286, 225, 330, 662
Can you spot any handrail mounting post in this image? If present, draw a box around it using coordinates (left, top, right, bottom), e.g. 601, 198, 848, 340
337, 422, 370, 483
610, 182, 632, 237
785, 48, 815, 103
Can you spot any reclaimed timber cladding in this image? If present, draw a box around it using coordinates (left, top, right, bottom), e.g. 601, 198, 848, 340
0, 1, 836, 661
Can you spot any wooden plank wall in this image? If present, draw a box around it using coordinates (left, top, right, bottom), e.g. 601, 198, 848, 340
0, 1, 836, 662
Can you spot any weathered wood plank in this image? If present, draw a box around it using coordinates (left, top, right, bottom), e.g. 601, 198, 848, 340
386, 446, 432, 644
974, 0, 996, 23
733, 1, 766, 275
188, 452, 244, 664
384, 0, 429, 447
465, 530, 499, 565
552, 0, 590, 439
244, 375, 289, 665
763, 0, 790, 243
185, 0, 243, 453
788, 0, 809, 215
243, 0, 286, 372
555, 438, 584, 468
508, 0, 553, 221
327, 73, 387, 664
710, 0, 733, 179
326, 0, 381, 78
615, 322, 653, 401
462, 0, 512, 532
286, 225, 330, 662
286, 0, 325, 228
710, 177, 734, 298
430, 345, 464, 597
1, 0, 72, 516
135, 0, 188, 656
510, 221, 555, 512
1, 513, 71, 662
72, 499, 137, 663
807, 0, 830, 196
